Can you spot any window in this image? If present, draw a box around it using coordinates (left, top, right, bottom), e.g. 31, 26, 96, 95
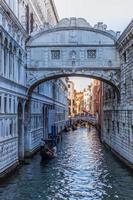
112, 121, 115, 131
9, 97, 12, 113
117, 122, 119, 133
4, 96, 7, 113
9, 121, 13, 136
9, 43, 13, 78
108, 60, 112, 67
26, 5, 30, 33
18, 51, 22, 82
123, 51, 127, 63
51, 50, 60, 60
87, 50, 96, 59
108, 89, 111, 99
4, 38, 8, 76
107, 119, 110, 133
30, 13, 34, 33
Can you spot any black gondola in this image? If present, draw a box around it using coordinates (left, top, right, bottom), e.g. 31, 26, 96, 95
72, 125, 77, 131
64, 126, 71, 132
40, 139, 56, 160
40, 148, 55, 160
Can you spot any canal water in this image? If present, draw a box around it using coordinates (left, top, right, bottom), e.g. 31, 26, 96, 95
0, 128, 133, 200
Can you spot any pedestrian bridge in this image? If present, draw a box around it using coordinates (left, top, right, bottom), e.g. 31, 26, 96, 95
26, 17, 120, 96
52, 115, 98, 133
71, 115, 98, 126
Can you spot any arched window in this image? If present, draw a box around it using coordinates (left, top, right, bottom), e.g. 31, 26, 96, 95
18, 50, 22, 82
113, 90, 116, 99
9, 43, 13, 78
105, 92, 108, 100
4, 38, 8, 76
108, 89, 111, 99
12, 46, 16, 80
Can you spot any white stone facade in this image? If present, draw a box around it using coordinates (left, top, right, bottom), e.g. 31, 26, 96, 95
0, 0, 68, 176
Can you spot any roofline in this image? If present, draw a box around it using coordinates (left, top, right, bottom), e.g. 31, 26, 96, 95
27, 26, 117, 45
117, 19, 133, 44
50, 0, 59, 23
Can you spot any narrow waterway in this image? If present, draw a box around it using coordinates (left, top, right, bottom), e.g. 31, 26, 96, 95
0, 128, 133, 200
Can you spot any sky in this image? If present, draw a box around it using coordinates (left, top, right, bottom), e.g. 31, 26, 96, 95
54, 0, 132, 31
54, 0, 132, 91
69, 77, 92, 91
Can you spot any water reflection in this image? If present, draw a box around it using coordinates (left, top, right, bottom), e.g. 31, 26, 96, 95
0, 128, 133, 200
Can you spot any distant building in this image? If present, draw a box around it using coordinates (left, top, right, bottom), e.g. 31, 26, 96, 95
83, 84, 93, 113
68, 81, 75, 117
74, 91, 84, 115
91, 80, 101, 116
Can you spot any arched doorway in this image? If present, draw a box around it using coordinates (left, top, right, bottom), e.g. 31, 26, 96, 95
17, 102, 24, 160
42, 105, 49, 139
24, 102, 29, 157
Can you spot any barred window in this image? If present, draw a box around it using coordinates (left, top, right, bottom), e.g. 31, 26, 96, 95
87, 50, 96, 59
123, 51, 127, 63
51, 50, 60, 60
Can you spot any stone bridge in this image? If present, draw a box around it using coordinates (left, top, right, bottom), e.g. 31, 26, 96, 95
26, 18, 121, 96
71, 115, 98, 127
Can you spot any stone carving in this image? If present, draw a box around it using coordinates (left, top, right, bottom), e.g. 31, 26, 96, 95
27, 72, 39, 84
94, 22, 107, 31
55, 18, 91, 28
108, 60, 112, 67
108, 71, 120, 85
55, 18, 118, 39
70, 50, 76, 60
69, 31, 77, 43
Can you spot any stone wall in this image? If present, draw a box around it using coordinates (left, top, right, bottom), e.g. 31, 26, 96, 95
101, 20, 133, 167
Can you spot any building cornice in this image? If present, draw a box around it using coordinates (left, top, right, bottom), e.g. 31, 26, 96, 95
27, 26, 117, 46
0, 76, 67, 107
50, 0, 59, 23
117, 19, 133, 51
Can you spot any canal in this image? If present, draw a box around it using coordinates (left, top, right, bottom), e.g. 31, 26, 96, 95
0, 128, 133, 200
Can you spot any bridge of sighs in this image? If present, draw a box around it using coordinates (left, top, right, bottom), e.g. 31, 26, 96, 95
26, 18, 121, 96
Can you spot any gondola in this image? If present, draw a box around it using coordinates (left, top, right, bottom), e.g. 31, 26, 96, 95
72, 125, 77, 131
40, 148, 55, 160
64, 126, 71, 132
40, 138, 57, 160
